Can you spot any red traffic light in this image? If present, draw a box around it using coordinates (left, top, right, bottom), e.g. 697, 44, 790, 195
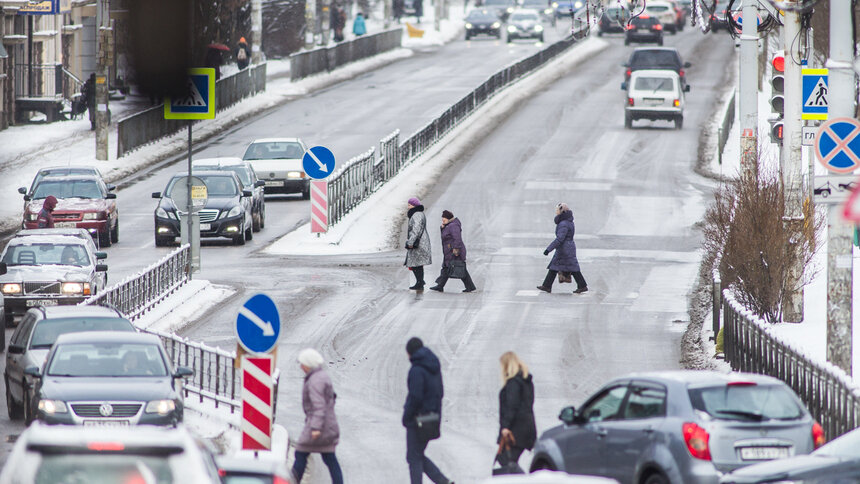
772, 55, 785, 73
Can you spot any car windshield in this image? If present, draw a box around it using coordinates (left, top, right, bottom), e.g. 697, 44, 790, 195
688, 384, 804, 421
521, 0, 546, 6
242, 142, 304, 160
604, 8, 627, 19
30, 318, 134, 349
631, 50, 680, 68
467, 9, 498, 20
2, 243, 89, 267
167, 175, 238, 197
635, 77, 675, 91
646, 5, 670, 11
48, 342, 168, 377
32, 179, 104, 200
814, 428, 860, 457
33, 453, 195, 484
484, 0, 512, 6
511, 12, 539, 20
195, 165, 252, 186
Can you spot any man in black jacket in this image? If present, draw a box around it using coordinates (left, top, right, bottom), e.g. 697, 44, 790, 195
403, 337, 453, 484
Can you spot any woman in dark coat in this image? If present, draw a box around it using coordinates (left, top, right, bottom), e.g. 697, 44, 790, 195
497, 351, 537, 467
293, 348, 343, 484
405, 197, 432, 290
430, 210, 477, 293
537, 202, 587, 294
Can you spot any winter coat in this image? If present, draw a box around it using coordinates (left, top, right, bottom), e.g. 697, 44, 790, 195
498, 372, 537, 450
546, 210, 580, 273
353, 14, 367, 36
414, 0, 424, 17
440, 218, 467, 267
37, 196, 57, 228
236, 42, 250, 70
295, 367, 340, 453
402, 346, 444, 427
405, 206, 432, 268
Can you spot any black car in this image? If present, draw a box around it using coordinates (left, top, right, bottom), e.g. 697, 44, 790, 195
27, 331, 192, 426
597, 6, 629, 35
709, 1, 734, 31
192, 158, 267, 233
465, 8, 503, 39
624, 15, 664, 45
153, 171, 254, 246
623, 47, 691, 87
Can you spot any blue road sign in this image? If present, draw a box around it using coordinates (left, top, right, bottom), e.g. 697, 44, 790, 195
235, 294, 281, 354
165, 68, 216, 120
815, 117, 860, 174
302, 146, 336, 179
802, 68, 828, 120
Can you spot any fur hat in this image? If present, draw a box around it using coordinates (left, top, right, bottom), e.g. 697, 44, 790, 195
442, 210, 454, 220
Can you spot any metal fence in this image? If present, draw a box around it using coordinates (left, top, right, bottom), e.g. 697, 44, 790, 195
117, 63, 268, 158
722, 291, 860, 440
14, 64, 63, 99
290, 28, 403, 81
716, 90, 736, 165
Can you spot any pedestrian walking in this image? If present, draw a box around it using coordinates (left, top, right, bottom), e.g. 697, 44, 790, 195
414, 0, 424, 22
405, 197, 432, 290
82, 73, 96, 130
403, 337, 454, 484
235, 37, 250, 70
204, 47, 223, 80
353, 12, 367, 36
37, 195, 58, 228
430, 210, 476, 293
292, 348, 344, 484
394, 0, 404, 21
331, 6, 347, 41
494, 351, 536, 474
536, 203, 587, 294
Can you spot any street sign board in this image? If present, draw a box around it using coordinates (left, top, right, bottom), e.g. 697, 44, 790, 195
311, 180, 328, 233
167, 176, 208, 212
241, 355, 273, 450
815, 117, 860, 174
302, 146, 336, 179
802, 68, 828, 120
732, 11, 761, 34
802, 126, 817, 146
814, 175, 857, 204
18, 0, 71, 14
235, 294, 281, 355
164, 68, 216, 120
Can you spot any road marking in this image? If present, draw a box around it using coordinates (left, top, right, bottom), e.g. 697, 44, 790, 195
502, 232, 597, 240
516, 290, 541, 297
599, 196, 703, 237
525, 181, 612, 191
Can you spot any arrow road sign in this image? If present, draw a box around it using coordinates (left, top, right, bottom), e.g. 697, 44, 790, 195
235, 294, 281, 354
302, 146, 336, 180
815, 117, 860, 174
802, 68, 828, 120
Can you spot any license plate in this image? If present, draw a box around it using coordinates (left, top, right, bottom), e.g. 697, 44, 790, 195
199, 223, 211, 231
740, 446, 789, 461
27, 299, 57, 307
644, 98, 664, 106
264, 180, 284, 187
55, 222, 77, 228
84, 420, 130, 427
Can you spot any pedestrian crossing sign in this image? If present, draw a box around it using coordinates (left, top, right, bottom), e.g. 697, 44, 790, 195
802, 68, 828, 120
164, 68, 216, 120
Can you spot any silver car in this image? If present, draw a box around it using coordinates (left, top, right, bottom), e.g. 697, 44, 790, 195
530, 371, 821, 484
242, 138, 310, 199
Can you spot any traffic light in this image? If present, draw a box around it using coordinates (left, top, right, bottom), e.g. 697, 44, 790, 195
769, 120, 784, 144
769, 54, 785, 145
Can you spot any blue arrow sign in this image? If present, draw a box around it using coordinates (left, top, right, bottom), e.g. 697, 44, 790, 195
302, 146, 336, 180
235, 294, 281, 354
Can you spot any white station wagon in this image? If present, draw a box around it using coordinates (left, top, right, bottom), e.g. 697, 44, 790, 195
622, 69, 690, 130
242, 138, 310, 199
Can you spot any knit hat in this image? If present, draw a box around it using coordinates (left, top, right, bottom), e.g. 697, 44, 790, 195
408, 197, 422, 207
441, 210, 454, 220
557, 202, 570, 212
44, 195, 58, 210
406, 337, 423, 356
239, 37, 246, 43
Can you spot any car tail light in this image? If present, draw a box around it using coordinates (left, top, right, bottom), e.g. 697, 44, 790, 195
682, 423, 711, 460
628, 97, 635, 106
626, 68, 632, 77
679, 69, 685, 78
218, 469, 227, 477
812, 421, 826, 449
87, 442, 125, 451
673, 99, 680, 107
274, 476, 292, 484
653, 24, 663, 30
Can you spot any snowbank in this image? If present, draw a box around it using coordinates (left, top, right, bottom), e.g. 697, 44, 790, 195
133, 279, 236, 334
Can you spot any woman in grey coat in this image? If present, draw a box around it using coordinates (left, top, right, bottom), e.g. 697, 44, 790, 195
292, 348, 343, 484
405, 197, 432, 290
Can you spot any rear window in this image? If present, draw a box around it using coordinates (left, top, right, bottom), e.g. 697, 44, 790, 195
634, 77, 675, 91
34, 454, 175, 483
646, 5, 670, 11
30, 318, 134, 349
631, 50, 681, 69
688, 384, 805, 421
222, 475, 274, 484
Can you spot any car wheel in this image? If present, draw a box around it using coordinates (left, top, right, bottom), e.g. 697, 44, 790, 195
252, 210, 261, 232
465, 33, 471, 40
507, 36, 512, 43
234, 223, 246, 246
302, 188, 311, 200
597, 29, 603, 36
98, 229, 111, 248
624, 36, 630, 45
657, 37, 663, 45
675, 116, 683, 129
539, 34, 544, 42
260, 203, 266, 229
5, 376, 23, 420
643, 472, 669, 484
23, 390, 33, 426
110, 221, 119, 243
625, 112, 633, 129
245, 220, 253, 241
5, 312, 15, 329
530, 459, 556, 472
155, 235, 171, 247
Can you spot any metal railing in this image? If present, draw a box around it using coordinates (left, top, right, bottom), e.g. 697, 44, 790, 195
722, 291, 860, 440
290, 28, 403, 81
14, 63, 63, 99
716, 89, 735, 165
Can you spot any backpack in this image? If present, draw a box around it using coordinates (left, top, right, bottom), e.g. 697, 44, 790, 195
237, 47, 248, 61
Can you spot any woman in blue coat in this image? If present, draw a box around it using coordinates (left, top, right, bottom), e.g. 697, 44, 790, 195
537, 203, 587, 294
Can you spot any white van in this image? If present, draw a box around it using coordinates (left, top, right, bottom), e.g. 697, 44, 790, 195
622, 69, 690, 129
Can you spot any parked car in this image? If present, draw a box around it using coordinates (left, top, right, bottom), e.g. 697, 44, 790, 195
243, 138, 310, 198
483, 0, 518, 20
27, 331, 193, 426
21, 175, 119, 247
0, 422, 222, 484
507, 10, 545, 42
597, 6, 630, 35
624, 15, 664, 45
217, 455, 296, 484
152, 171, 254, 246
192, 157, 267, 232
623, 47, 691, 88
520, 0, 555, 23
4, 305, 135, 423
530, 371, 823, 483
0, 233, 108, 327
644, 1, 678, 33
465, 8, 503, 39
18, 165, 115, 198
622, 69, 689, 129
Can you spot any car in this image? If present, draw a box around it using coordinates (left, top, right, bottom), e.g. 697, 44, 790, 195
0, 422, 222, 484
644, 1, 678, 33
530, 371, 823, 483
597, 6, 630, 35
483, 0, 518, 21
507, 10, 545, 42
709, 1, 735, 32
667, 0, 686, 31
0, 233, 108, 327
465, 8, 504, 39
4, 305, 135, 423
624, 15, 664, 45
623, 47, 691, 88
721, 424, 860, 483
622, 69, 689, 129
677, 0, 693, 16
27, 331, 193, 426
519, 0, 555, 23
243, 138, 311, 199
192, 157, 267, 232
17, 165, 115, 199
21, 174, 119, 247
552, 0, 583, 20
217, 455, 296, 484
152, 171, 254, 246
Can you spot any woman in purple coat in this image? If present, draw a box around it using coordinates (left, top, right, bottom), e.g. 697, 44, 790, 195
537, 203, 587, 294
293, 348, 344, 484
430, 210, 477, 293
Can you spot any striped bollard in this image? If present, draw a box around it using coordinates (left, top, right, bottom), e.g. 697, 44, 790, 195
241, 355, 273, 450
311, 180, 328, 233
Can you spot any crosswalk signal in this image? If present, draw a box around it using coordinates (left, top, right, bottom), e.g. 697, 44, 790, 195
769, 55, 785, 144
769, 119, 784, 144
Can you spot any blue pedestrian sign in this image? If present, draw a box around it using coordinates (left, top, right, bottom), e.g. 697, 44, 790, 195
164, 68, 216, 120
235, 294, 281, 354
302, 146, 336, 180
802, 68, 828, 120
815, 117, 860, 174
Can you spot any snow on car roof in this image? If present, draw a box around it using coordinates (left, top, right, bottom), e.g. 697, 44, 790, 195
7, 234, 89, 246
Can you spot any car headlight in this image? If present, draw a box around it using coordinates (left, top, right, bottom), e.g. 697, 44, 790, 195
61, 282, 90, 295
544, 7, 553, 13
38, 399, 68, 414
552, 1, 558, 6
465, 22, 473, 28
28, 213, 39, 221
506, 6, 514, 12
492, 21, 501, 28
145, 399, 176, 415
574, 0, 582, 7
535, 24, 544, 31
82, 212, 100, 220
156, 207, 170, 219
286, 171, 303, 179
1, 283, 22, 295
227, 206, 243, 218
508, 25, 517, 32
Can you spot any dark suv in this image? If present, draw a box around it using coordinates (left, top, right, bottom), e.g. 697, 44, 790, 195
623, 47, 691, 87
624, 15, 663, 45
598, 6, 629, 35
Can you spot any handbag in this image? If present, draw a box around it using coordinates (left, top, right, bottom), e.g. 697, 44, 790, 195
558, 272, 572, 284
446, 260, 468, 279
492, 434, 524, 475
415, 412, 440, 441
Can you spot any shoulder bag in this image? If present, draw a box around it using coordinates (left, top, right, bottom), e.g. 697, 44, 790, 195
415, 412, 440, 441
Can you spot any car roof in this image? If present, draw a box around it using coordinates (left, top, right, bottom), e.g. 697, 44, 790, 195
248, 138, 304, 144
172, 170, 241, 179
34, 175, 102, 184
54, 330, 160, 345
7, 234, 90, 246
17, 228, 94, 239
192, 157, 246, 167
21, 421, 193, 449
630, 69, 681, 79
38, 305, 124, 319
37, 166, 100, 175
632, 46, 680, 53
618, 370, 784, 387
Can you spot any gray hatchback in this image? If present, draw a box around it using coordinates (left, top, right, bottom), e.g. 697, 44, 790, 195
530, 371, 822, 484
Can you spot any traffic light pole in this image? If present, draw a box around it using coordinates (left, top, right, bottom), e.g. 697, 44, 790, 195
738, 0, 759, 180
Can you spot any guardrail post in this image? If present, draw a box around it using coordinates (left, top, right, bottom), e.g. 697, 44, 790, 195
712, 277, 721, 340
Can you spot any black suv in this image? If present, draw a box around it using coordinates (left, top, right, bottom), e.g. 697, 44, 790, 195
598, 6, 629, 35
623, 47, 691, 87
624, 15, 663, 45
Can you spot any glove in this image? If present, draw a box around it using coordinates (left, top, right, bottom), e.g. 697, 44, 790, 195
452, 248, 460, 257
543, 250, 549, 256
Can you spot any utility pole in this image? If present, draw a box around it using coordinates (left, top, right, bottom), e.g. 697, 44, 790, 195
251, 0, 263, 63
826, 0, 855, 374
738, 0, 759, 180
95, 0, 111, 161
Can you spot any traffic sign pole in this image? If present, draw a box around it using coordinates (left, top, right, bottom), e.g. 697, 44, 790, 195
241, 354, 273, 450
738, 0, 759, 180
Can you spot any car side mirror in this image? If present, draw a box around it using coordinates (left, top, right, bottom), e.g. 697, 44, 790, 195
106, 193, 117, 199
242, 189, 253, 198
24, 366, 41, 378
684, 61, 691, 68
558, 405, 577, 425
8, 343, 24, 355
23, 195, 31, 201
107, 184, 117, 192
152, 192, 162, 199
96, 264, 108, 272
621, 82, 628, 90
95, 252, 107, 260
0, 262, 6, 276
254, 180, 265, 188
685, 84, 691, 92
174, 366, 193, 379
17, 187, 26, 195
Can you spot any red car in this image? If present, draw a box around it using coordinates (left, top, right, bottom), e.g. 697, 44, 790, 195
21, 175, 119, 247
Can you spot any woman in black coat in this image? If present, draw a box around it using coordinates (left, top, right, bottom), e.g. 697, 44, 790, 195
498, 351, 537, 467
